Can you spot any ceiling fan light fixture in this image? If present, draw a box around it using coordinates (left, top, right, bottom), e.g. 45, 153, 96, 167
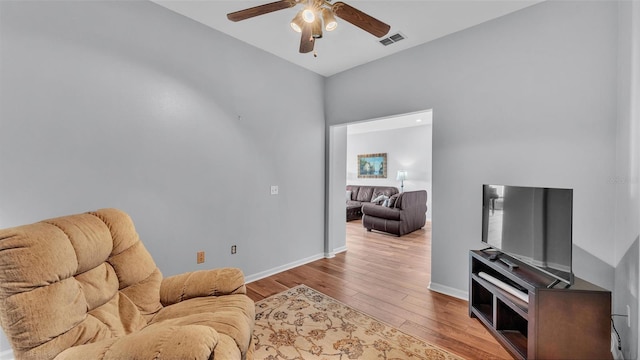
311, 18, 323, 38
302, 8, 315, 23
227, 0, 391, 55
321, 8, 337, 31
290, 11, 304, 33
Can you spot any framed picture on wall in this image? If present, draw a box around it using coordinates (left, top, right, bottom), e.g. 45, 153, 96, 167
357, 153, 387, 178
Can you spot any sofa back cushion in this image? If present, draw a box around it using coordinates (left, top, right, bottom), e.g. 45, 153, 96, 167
0, 208, 162, 359
345, 186, 359, 201
355, 187, 374, 202
346, 186, 399, 203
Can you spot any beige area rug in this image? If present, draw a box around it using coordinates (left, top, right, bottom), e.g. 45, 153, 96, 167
253, 285, 465, 359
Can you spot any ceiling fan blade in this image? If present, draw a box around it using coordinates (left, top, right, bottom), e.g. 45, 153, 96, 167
299, 23, 315, 53
227, 0, 296, 22
332, 2, 390, 38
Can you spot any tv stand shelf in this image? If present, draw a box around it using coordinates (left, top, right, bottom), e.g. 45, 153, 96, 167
469, 250, 612, 360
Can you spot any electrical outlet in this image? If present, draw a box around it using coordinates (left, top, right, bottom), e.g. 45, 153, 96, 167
197, 251, 205, 264
231, 245, 237, 254
627, 304, 631, 327
270, 185, 279, 195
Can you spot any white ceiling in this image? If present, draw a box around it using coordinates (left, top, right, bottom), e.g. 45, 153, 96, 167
347, 110, 432, 135
151, 0, 542, 77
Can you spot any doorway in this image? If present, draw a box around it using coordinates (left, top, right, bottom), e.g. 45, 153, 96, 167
326, 110, 433, 256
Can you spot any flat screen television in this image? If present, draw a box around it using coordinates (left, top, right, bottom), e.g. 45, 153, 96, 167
482, 184, 574, 286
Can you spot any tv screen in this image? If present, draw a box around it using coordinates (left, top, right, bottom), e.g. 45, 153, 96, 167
482, 184, 574, 285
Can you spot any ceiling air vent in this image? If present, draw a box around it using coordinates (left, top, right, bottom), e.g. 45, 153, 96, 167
379, 32, 406, 46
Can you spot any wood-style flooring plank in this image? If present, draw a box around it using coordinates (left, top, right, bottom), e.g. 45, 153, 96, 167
246, 220, 513, 359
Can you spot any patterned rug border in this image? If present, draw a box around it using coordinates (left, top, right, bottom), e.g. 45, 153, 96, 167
255, 284, 466, 359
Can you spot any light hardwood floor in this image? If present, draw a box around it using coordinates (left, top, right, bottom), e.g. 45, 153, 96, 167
246, 220, 514, 360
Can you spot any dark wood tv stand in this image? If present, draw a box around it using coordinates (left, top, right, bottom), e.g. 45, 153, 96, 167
469, 250, 612, 360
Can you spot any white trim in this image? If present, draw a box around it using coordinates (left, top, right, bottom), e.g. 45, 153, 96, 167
0, 349, 14, 360
334, 245, 348, 253
428, 281, 468, 300
244, 252, 325, 284
326, 245, 348, 258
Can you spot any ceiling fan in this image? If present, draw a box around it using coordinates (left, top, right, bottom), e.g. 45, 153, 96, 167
227, 0, 391, 54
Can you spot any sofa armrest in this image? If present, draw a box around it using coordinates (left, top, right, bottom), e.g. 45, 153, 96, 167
361, 203, 401, 220
160, 267, 246, 306
396, 191, 428, 211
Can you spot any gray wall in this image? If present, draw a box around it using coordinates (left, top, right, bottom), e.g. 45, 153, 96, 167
326, 0, 619, 294
614, 1, 640, 358
326, 125, 348, 256
614, 238, 639, 359
347, 125, 432, 218
0, 0, 325, 354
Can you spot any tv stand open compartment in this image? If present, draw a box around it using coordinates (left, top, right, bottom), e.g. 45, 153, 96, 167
469, 250, 612, 360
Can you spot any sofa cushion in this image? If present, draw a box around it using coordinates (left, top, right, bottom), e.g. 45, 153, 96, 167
371, 194, 388, 204
151, 295, 255, 355
389, 193, 400, 208
346, 200, 362, 207
345, 186, 359, 198
55, 319, 221, 360
355, 187, 373, 202
362, 203, 401, 220
372, 187, 397, 200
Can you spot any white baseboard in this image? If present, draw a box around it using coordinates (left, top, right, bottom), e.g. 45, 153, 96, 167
0, 349, 14, 360
428, 281, 468, 300
325, 245, 347, 258
244, 252, 325, 284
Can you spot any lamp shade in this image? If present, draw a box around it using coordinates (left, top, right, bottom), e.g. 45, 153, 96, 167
290, 11, 304, 33
311, 18, 323, 38
302, 8, 315, 23
396, 170, 407, 181
321, 8, 338, 31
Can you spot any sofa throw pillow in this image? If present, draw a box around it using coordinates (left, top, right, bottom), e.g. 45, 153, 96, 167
371, 194, 388, 205
388, 194, 400, 208
346, 190, 352, 201
382, 199, 390, 207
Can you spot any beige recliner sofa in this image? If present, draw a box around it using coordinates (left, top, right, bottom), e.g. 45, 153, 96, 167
0, 208, 254, 360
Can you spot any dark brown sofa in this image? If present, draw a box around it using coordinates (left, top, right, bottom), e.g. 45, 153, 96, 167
361, 190, 428, 236
346, 185, 399, 221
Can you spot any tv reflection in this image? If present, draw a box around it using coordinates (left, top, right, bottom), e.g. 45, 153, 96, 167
485, 185, 504, 247
482, 184, 573, 285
